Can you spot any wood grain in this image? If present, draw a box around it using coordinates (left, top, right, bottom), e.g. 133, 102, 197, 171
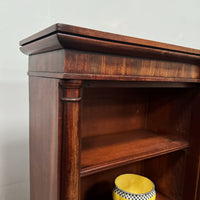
28, 71, 200, 83
146, 88, 195, 140
20, 23, 200, 57
20, 31, 200, 63
183, 88, 200, 200
82, 80, 197, 88
81, 130, 188, 176
156, 192, 171, 200
144, 151, 187, 200
29, 49, 65, 72
20, 24, 200, 63
29, 77, 61, 200
64, 50, 200, 77
59, 80, 83, 200
21, 24, 200, 200
81, 88, 147, 138
28, 49, 200, 80
196, 158, 200, 200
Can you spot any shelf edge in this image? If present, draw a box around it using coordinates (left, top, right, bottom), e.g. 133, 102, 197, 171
80, 142, 189, 177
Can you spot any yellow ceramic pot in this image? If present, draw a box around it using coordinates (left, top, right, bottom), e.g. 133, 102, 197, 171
113, 174, 156, 200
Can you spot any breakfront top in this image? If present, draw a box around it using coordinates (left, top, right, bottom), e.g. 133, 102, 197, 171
20, 23, 200, 83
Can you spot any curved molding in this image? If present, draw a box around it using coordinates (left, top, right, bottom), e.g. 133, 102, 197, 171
59, 80, 83, 102
20, 24, 200, 64
20, 34, 63, 55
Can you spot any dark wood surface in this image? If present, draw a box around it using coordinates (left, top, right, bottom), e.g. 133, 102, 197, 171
146, 88, 195, 140
183, 88, 200, 200
28, 71, 200, 83
63, 49, 200, 77
81, 152, 180, 200
81, 88, 146, 138
29, 77, 61, 200
59, 80, 83, 200
156, 193, 170, 200
21, 24, 200, 200
82, 80, 197, 88
81, 130, 188, 176
29, 50, 65, 73
196, 158, 200, 200
29, 50, 200, 80
20, 24, 200, 64
20, 23, 200, 56
145, 151, 187, 200
20, 33, 200, 64
81, 161, 143, 200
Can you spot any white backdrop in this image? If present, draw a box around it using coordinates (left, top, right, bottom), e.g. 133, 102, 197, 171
0, 0, 200, 199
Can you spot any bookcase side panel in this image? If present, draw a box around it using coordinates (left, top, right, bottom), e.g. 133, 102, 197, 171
29, 77, 61, 200
183, 89, 200, 200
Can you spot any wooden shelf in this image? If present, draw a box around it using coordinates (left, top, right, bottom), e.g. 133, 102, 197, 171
81, 130, 189, 176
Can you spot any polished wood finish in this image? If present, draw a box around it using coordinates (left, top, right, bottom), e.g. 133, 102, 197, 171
29, 50, 200, 80
81, 152, 183, 200
183, 88, 200, 200
146, 88, 195, 140
29, 77, 61, 200
22, 33, 200, 63
81, 130, 188, 176
19, 23, 200, 56
20, 24, 200, 200
145, 151, 187, 200
196, 158, 200, 200
81, 88, 146, 138
28, 71, 200, 83
156, 193, 170, 200
59, 80, 83, 200
20, 24, 200, 64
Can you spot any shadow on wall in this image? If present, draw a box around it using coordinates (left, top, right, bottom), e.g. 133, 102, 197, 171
0, 81, 30, 200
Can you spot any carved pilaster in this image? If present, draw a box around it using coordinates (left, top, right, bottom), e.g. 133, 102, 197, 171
59, 80, 83, 200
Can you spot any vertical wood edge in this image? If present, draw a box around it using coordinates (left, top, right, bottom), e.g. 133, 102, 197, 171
59, 80, 83, 200
183, 88, 200, 200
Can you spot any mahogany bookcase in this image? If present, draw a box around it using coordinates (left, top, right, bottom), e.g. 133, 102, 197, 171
20, 24, 200, 200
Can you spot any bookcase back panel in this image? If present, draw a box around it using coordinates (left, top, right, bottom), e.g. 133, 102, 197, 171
144, 151, 187, 200
81, 87, 194, 140
81, 88, 148, 137
147, 88, 196, 140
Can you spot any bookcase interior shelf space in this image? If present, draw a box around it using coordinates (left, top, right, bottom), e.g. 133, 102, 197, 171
80, 86, 194, 200
81, 150, 186, 200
